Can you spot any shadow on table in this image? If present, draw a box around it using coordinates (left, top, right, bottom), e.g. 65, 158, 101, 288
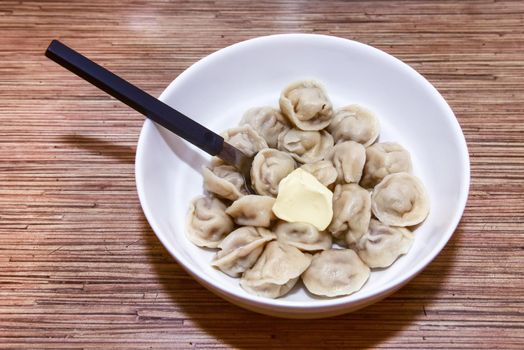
141, 217, 460, 349
61, 134, 136, 164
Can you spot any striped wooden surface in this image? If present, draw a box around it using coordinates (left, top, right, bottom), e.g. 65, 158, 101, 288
1, 0, 523, 348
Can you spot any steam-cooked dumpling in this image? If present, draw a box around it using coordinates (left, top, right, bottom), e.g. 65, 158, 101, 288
202, 165, 248, 201
209, 156, 225, 168
225, 195, 276, 227
360, 142, 412, 189
212, 226, 275, 277
327, 105, 380, 146
302, 249, 370, 297
300, 160, 338, 187
279, 80, 333, 131
250, 148, 296, 197
371, 172, 430, 226
328, 184, 371, 245
221, 125, 268, 157
325, 141, 366, 184
186, 196, 234, 248
240, 107, 290, 148
277, 128, 334, 163
275, 221, 332, 252
240, 241, 311, 298
356, 219, 413, 268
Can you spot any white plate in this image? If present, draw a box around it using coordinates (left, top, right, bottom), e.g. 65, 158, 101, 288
135, 34, 470, 318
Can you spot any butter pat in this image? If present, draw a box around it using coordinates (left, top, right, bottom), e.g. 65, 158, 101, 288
272, 168, 333, 230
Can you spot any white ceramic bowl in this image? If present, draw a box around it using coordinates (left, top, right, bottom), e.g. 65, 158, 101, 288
135, 34, 469, 319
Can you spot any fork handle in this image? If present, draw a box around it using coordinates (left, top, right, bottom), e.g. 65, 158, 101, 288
45, 39, 224, 156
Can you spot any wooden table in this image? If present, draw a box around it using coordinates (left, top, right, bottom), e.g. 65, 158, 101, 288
1, 0, 523, 348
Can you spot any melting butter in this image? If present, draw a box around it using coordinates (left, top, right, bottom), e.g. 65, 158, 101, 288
272, 168, 333, 230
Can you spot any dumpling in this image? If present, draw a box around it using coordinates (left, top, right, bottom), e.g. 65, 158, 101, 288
327, 105, 380, 146
277, 128, 334, 163
360, 142, 412, 189
328, 184, 371, 245
325, 141, 366, 184
186, 196, 234, 248
240, 241, 311, 298
240, 107, 290, 148
202, 165, 248, 201
371, 172, 430, 226
300, 160, 338, 187
356, 219, 414, 268
225, 195, 276, 227
279, 80, 333, 131
302, 249, 370, 297
209, 156, 225, 168
275, 221, 332, 252
221, 125, 268, 157
250, 148, 296, 197
212, 226, 275, 277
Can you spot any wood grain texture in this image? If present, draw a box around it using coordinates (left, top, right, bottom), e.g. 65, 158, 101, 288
1, 0, 523, 348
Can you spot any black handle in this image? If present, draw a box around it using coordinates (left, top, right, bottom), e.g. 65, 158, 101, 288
45, 39, 224, 156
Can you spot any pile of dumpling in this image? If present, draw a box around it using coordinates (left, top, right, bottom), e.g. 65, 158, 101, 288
186, 80, 430, 299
